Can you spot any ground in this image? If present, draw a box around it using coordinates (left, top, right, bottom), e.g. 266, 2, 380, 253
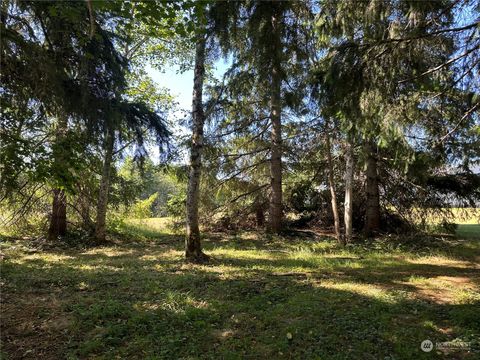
1, 220, 479, 359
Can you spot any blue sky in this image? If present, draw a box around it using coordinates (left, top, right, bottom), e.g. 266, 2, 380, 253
146, 58, 231, 111
146, 65, 193, 111
144, 59, 230, 163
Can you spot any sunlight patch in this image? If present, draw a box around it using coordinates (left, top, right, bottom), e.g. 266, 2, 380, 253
134, 295, 208, 314
22, 253, 74, 263
80, 248, 135, 257
399, 275, 479, 304
407, 256, 477, 269
319, 281, 400, 303
71, 264, 122, 272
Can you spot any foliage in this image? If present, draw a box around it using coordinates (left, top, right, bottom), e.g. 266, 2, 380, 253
128, 193, 159, 219
2, 0, 478, 239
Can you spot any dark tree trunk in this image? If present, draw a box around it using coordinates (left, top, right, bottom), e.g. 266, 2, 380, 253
268, 11, 283, 233
80, 190, 94, 233
185, 31, 209, 263
364, 141, 380, 236
94, 125, 114, 243
255, 202, 265, 228
344, 135, 354, 243
326, 131, 343, 245
48, 189, 67, 240
48, 115, 68, 240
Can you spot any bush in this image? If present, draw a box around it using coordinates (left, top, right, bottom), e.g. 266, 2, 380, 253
166, 192, 186, 219
129, 193, 158, 219
440, 220, 458, 234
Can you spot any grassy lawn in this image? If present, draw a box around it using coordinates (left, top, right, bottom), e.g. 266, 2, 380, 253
1, 221, 479, 359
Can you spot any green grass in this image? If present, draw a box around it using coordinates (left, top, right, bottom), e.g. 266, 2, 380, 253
405, 207, 479, 226
456, 224, 480, 239
1, 221, 479, 359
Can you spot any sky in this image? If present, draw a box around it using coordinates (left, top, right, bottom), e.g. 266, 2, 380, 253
146, 65, 193, 111
144, 59, 230, 163
146, 58, 231, 111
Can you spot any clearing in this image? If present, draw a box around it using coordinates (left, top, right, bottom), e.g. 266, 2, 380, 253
1, 222, 479, 359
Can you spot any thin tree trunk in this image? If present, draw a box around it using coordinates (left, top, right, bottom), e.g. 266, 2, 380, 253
326, 131, 343, 245
48, 115, 68, 240
94, 125, 114, 243
364, 141, 380, 236
344, 135, 355, 243
268, 11, 283, 233
79, 186, 94, 233
185, 31, 209, 263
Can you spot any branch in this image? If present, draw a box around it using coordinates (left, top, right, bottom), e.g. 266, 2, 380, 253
343, 21, 480, 50
437, 102, 480, 144
222, 147, 270, 160
209, 184, 269, 214
124, 36, 148, 61
398, 45, 479, 84
215, 157, 270, 189
227, 184, 269, 205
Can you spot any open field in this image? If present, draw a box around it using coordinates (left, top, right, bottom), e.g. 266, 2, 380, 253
404, 208, 480, 226
1, 220, 479, 359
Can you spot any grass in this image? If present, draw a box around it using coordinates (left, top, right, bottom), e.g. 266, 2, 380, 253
405, 207, 479, 228
457, 224, 480, 239
1, 219, 479, 359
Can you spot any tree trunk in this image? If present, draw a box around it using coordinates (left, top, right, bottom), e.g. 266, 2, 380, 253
94, 125, 114, 243
48, 115, 68, 240
268, 11, 283, 233
79, 188, 94, 233
344, 135, 355, 243
255, 200, 265, 228
326, 132, 343, 245
185, 31, 209, 263
48, 189, 67, 240
364, 141, 380, 236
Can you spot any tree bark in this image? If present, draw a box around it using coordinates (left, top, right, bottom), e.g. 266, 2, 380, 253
79, 187, 94, 233
364, 141, 380, 236
185, 31, 209, 263
268, 11, 283, 233
344, 135, 355, 243
48, 189, 67, 240
48, 115, 68, 240
255, 200, 265, 228
326, 131, 343, 245
94, 125, 114, 243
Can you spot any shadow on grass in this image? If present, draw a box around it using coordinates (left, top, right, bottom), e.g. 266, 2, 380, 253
2, 240, 479, 360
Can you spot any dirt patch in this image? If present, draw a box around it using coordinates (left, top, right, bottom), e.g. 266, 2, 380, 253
435, 276, 476, 286
406, 276, 479, 304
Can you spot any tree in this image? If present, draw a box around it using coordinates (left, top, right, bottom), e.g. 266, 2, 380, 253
185, 16, 209, 263
344, 133, 355, 243
48, 116, 68, 240
203, 1, 312, 233
325, 124, 342, 244
1, 0, 171, 241
313, 0, 477, 237
93, 125, 115, 242
364, 141, 380, 235
268, 4, 284, 233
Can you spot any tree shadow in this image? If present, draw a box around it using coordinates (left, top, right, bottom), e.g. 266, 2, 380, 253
2, 244, 479, 359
